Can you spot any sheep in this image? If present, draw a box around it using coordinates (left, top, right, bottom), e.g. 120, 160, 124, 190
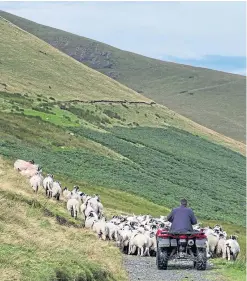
43, 174, 54, 196
14, 159, 35, 171
116, 228, 132, 253
70, 187, 85, 203
129, 232, 148, 256
224, 235, 240, 261
148, 232, 157, 256
29, 172, 43, 193
213, 224, 223, 234
106, 222, 119, 240
205, 230, 219, 258
92, 217, 108, 240
67, 198, 80, 219
51, 181, 62, 200
81, 197, 103, 219
62, 187, 72, 201
85, 212, 99, 228
20, 166, 41, 178
216, 233, 227, 257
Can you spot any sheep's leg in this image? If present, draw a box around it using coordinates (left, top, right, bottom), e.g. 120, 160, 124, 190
222, 250, 226, 259
71, 207, 74, 218
137, 248, 141, 256
110, 231, 114, 240
140, 247, 144, 257
101, 232, 106, 240
145, 247, 150, 256
226, 247, 231, 261
222, 245, 227, 259
128, 244, 132, 255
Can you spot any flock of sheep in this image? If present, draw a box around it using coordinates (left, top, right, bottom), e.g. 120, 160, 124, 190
14, 159, 240, 262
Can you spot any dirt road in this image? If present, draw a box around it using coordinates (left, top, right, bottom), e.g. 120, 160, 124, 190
124, 255, 223, 281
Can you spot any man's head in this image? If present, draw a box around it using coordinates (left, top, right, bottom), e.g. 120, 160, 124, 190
180, 198, 187, 207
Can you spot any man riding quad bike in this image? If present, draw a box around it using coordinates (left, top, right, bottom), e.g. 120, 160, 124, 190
156, 199, 207, 270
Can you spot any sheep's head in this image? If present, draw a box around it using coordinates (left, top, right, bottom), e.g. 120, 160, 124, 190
219, 233, 225, 239
213, 225, 222, 234
230, 235, 238, 240
63, 187, 68, 191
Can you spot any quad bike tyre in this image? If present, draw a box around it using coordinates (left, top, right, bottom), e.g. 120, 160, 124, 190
156, 247, 169, 270
195, 249, 207, 270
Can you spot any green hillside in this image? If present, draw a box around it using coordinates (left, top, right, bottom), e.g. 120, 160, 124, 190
0, 17, 149, 102
0, 10, 245, 142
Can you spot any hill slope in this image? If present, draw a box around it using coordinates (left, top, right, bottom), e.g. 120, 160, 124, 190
0, 10, 245, 142
0, 17, 245, 227
0, 17, 150, 102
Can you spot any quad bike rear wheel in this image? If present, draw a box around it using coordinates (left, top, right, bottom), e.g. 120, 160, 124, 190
195, 249, 207, 270
156, 247, 169, 270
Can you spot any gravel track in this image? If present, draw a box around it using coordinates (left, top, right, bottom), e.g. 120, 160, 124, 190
124, 255, 223, 281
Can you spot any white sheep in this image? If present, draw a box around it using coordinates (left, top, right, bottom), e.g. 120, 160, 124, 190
51, 181, 62, 200
20, 166, 41, 178
92, 217, 108, 240
205, 230, 219, 258
14, 159, 35, 171
216, 234, 227, 257
43, 174, 54, 196
129, 233, 148, 256
62, 187, 72, 201
224, 235, 240, 261
29, 172, 43, 193
106, 222, 119, 240
116, 228, 132, 253
67, 198, 80, 219
85, 212, 99, 228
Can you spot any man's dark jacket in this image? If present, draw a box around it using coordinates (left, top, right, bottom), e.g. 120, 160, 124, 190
167, 206, 197, 232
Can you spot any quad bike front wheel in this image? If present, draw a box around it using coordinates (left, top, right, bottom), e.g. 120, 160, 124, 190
156, 247, 169, 270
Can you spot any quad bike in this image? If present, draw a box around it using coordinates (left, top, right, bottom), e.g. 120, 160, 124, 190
156, 228, 207, 270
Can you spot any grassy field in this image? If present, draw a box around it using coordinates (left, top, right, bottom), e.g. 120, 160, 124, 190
0, 10, 245, 142
0, 17, 150, 103
0, 95, 245, 226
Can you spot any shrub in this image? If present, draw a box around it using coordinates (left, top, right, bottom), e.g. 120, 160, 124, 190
103, 109, 121, 120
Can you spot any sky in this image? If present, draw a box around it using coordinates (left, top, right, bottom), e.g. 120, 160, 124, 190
0, 1, 246, 75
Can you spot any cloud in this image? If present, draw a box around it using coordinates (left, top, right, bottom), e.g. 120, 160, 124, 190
0, 1, 246, 74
